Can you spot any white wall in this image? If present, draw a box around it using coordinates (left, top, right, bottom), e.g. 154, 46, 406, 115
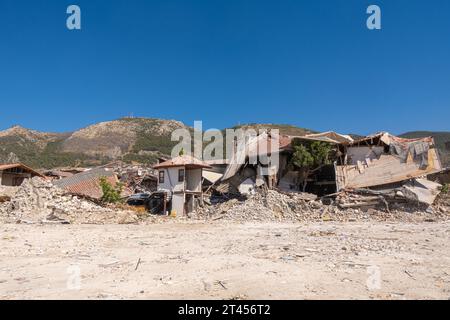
157, 166, 203, 216
157, 167, 185, 192
158, 167, 203, 193
171, 193, 185, 216
186, 168, 202, 192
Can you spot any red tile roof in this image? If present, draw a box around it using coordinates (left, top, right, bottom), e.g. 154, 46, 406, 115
153, 155, 212, 169
54, 168, 119, 199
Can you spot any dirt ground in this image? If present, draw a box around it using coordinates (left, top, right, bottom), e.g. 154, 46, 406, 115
0, 221, 449, 300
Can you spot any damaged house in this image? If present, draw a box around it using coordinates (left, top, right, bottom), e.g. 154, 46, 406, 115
215, 131, 286, 195
334, 132, 443, 206
0, 163, 44, 186
212, 130, 444, 207
153, 155, 212, 216
335, 132, 442, 190
53, 167, 128, 200
214, 130, 353, 196
277, 132, 354, 195
100, 161, 158, 194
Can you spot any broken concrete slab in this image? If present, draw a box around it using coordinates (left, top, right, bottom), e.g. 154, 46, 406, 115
403, 178, 442, 205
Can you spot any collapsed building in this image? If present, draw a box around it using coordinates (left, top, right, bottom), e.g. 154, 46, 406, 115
50, 161, 158, 201
212, 131, 287, 195
43, 169, 76, 180
211, 131, 353, 196
334, 132, 443, 206
100, 161, 158, 194
335, 132, 442, 190
1, 128, 448, 224
276, 132, 354, 195
0, 163, 44, 186
0, 176, 140, 225
208, 130, 445, 208
53, 167, 129, 200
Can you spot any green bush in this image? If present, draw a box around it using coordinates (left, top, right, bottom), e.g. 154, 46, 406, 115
99, 177, 124, 203
441, 183, 449, 194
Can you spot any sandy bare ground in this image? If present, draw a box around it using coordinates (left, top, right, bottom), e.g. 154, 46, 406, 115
0, 221, 449, 300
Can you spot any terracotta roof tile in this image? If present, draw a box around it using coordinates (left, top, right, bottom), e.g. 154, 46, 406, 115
54, 168, 118, 199
153, 155, 212, 169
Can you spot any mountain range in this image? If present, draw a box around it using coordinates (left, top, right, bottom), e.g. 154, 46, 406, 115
0, 117, 448, 169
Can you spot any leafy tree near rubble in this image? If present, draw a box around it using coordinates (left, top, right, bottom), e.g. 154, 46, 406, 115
290, 139, 332, 192
442, 183, 449, 194
99, 177, 124, 204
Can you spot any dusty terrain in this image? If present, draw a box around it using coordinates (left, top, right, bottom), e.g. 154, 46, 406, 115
0, 220, 449, 300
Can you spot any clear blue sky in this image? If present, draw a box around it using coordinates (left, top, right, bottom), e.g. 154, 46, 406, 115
0, 0, 449, 135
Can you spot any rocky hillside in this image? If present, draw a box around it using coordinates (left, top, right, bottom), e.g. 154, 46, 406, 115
0, 118, 190, 169
1, 119, 448, 169
60, 118, 188, 160
233, 123, 316, 136
0, 126, 66, 149
0, 126, 74, 168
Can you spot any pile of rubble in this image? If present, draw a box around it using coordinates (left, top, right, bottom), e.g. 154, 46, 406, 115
198, 189, 449, 223
0, 177, 140, 224
1, 177, 448, 225
433, 189, 450, 213
200, 190, 320, 222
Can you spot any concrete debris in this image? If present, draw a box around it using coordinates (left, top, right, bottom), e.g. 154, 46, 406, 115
0, 177, 139, 224
336, 178, 443, 209
1, 176, 448, 225
101, 161, 158, 194
238, 178, 256, 195
0, 186, 18, 199
403, 178, 442, 205
198, 188, 449, 223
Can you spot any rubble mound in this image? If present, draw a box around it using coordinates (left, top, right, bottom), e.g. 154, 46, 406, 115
434, 190, 450, 213
200, 189, 449, 223
0, 177, 139, 224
